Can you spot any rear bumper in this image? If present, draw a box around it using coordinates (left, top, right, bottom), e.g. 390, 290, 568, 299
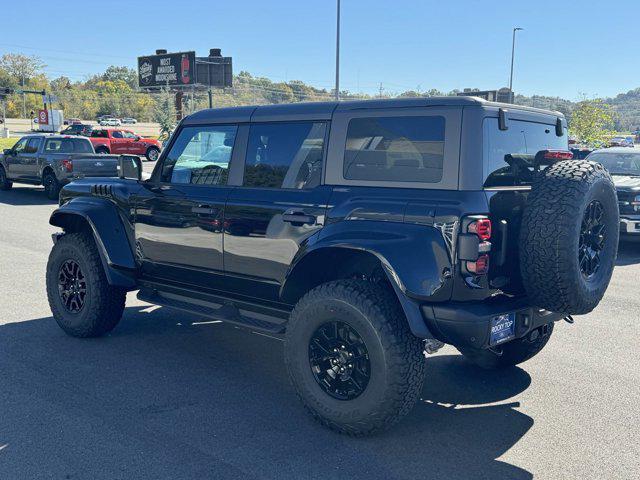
620, 216, 640, 234
421, 295, 564, 350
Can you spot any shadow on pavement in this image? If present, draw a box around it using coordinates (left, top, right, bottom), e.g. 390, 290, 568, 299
0, 306, 534, 480
617, 236, 640, 266
0, 186, 56, 206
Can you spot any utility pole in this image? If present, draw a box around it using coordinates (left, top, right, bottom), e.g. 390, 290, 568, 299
335, 0, 341, 101
22, 74, 26, 119
378, 83, 384, 98
509, 27, 524, 99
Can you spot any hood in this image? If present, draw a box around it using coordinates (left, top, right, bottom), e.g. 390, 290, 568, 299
612, 174, 640, 192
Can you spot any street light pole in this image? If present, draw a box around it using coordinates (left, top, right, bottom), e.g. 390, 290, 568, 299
335, 0, 340, 101
509, 27, 523, 98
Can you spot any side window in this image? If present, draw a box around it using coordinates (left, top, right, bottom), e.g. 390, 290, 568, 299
122, 131, 137, 139
13, 138, 28, 153
343, 116, 445, 183
111, 131, 124, 139
161, 125, 237, 185
25, 138, 41, 153
243, 122, 326, 189
91, 130, 108, 138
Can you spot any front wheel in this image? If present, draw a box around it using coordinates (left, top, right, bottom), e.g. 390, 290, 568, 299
285, 280, 425, 436
43, 172, 61, 200
459, 322, 555, 369
46, 232, 126, 337
0, 165, 13, 190
145, 146, 160, 162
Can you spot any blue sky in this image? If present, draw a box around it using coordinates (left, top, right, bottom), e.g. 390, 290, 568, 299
2, 0, 637, 100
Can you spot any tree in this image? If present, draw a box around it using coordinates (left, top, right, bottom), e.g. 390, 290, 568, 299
153, 88, 176, 141
0, 54, 45, 83
101, 66, 138, 89
569, 99, 616, 147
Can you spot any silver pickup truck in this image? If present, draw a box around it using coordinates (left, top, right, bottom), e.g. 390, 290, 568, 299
0, 134, 119, 199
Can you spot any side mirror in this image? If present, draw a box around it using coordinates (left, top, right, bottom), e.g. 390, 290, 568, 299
3, 149, 12, 155
118, 154, 142, 181
134, 135, 141, 141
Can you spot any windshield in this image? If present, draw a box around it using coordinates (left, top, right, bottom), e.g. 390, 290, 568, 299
587, 152, 640, 175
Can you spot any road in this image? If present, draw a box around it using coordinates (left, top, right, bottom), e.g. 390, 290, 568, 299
0, 183, 639, 480
2, 118, 160, 138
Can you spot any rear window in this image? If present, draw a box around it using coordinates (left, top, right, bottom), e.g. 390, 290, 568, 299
343, 116, 445, 183
483, 118, 567, 185
91, 130, 108, 138
45, 138, 93, 153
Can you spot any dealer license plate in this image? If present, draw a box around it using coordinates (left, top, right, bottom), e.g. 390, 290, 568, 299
489, 313, 516, 346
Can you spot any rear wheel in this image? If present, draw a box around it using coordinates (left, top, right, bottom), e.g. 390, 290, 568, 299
285, 280, 425, 436
145, 146, 160, 162
0, 165, 13, 190
459, 322, 554, 369
46, 232, 126, 337
43, 171, 61, 200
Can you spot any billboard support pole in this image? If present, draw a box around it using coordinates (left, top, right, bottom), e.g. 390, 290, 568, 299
208, 89, 213, 109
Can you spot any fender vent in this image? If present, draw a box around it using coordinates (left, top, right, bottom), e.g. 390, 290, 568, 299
91, 184, 113, 197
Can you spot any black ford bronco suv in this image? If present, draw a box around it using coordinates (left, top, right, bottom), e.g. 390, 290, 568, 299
46, 97, 619, 435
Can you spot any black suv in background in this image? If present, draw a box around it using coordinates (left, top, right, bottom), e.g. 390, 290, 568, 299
45, 97, 619, 435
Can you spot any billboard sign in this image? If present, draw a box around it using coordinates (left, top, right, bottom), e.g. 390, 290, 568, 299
138, 51, 196, 88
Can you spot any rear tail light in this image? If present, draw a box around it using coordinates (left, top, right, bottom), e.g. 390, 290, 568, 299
543, 150, 573, 160
463, 216, 492, 275
468, 218, 492, 241
61, 159, 73, 172
466, 254, 489, 275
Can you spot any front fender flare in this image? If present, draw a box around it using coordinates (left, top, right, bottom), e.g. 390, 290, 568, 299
49, 197, 136, 289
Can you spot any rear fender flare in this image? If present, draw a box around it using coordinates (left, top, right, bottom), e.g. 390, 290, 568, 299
281, 221, 454, 338
49, 197, 136, 289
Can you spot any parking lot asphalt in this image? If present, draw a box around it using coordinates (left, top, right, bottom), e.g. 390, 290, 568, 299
0, 183, 639, 480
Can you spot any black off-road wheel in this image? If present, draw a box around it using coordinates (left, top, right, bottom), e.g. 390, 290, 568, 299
145, 146, 160, 162
46, 232, 126, 337
43, 171, 61, 200
520, 160, 619, 315
0, 165, 13, 190
459, 322, 555, 369
285, 280, 425, 436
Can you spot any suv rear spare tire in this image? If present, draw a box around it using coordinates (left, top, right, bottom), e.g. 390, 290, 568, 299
520, 160, 619, 315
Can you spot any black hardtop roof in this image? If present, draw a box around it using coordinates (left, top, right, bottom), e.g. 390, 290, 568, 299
182, 96, 564, 125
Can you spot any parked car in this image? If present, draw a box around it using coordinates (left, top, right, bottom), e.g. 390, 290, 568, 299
99, 118, 121, 127
586, 147, 640, 234
608, 136, 634, 147
44, 97, 618, 435
121, 117, 137, 124
60, 123, 93, 137
89, 128, 161, 161
0, 134, 119, 199
64, 118, 81, 126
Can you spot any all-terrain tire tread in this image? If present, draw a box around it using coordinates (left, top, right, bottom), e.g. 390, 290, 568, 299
285, 279, 425, 436
46, 232, 126, 337
519, 160, 617, 314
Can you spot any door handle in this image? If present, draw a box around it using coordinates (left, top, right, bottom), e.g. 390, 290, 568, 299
282, 211, 316, 226
192, 205, 215, 215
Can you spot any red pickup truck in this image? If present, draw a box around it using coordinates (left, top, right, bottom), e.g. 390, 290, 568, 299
89, 128, 162, 161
